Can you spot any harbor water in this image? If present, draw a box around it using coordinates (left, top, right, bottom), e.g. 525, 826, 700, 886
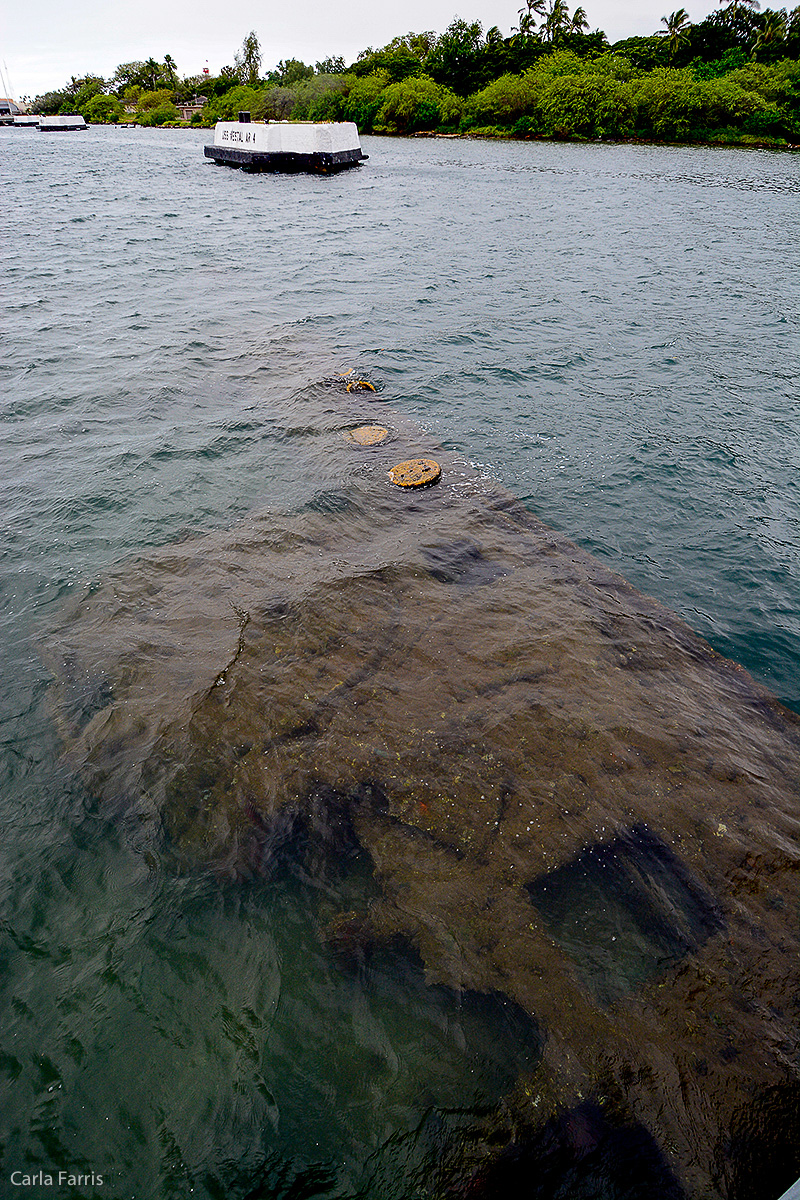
1, 124, 799, 1199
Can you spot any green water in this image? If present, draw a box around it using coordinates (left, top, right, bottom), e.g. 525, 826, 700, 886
1, 126, 798, 1198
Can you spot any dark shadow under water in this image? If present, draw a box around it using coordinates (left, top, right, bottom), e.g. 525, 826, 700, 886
41, 384, 800, 1199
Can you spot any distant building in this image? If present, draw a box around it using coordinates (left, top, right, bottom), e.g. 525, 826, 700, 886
0, 99, 21, 116
176, 96, 208, 121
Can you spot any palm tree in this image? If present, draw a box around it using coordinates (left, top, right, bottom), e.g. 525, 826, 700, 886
659, 9, 692, 60
753, 8, 787, 54
163, 54, 178, 90
143, 57, 161, 91
570, 5, 590, 33
717, 0, 760, 18
516, 0, 547, 38
541, 0, 572, 42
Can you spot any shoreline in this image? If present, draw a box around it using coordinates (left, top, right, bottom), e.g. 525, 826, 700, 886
69, 122, 800, 151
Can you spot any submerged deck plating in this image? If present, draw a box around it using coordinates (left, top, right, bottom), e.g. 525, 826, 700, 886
45, 387, 800, 1198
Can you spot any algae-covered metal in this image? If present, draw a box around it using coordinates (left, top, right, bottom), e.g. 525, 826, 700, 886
44, 391, 800, 1198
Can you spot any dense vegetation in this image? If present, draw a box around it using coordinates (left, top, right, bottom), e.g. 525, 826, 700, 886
31, 3, 800, 145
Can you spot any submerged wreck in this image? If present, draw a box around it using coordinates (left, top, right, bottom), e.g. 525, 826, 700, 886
46, 383, 800, 1198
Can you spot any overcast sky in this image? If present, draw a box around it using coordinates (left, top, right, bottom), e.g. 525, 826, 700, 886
3, 0, 707, 100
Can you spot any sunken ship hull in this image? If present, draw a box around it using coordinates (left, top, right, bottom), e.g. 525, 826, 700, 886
44, 377, 800, 1199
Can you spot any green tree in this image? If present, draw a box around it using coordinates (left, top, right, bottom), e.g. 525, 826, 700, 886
693, 70, 774, 127
143, 57, 163, 90
425, 18, 489, 95
691, 46, 749, 76
466, 53, 637, 137
31, 87, 72, 115
197, 67, 243, 99
383, 30, 439, 58
267, 58, 313, 85
342, 71, 392, 130
262, 86, 297, 120
516, 0, 547, 38
235, 31, 262, 84
571, 6, 590, 33
527, 47, 600, 74
111, 62, 146, 95
163, 54, 179, 88
315, 56, 347, 74
540, 0, 572, 42
611, 35, 670, 69
292, 74, 349, 120
84, 93, 124, 123
65, 75, 107, 112
172, 72, 202, 105
531, 0, 594, 44
727, 57, 800, 134
204, 84, 266, 122
351, 45, 425, 81
752, 8, 788, 58
136, 88, 174, 111
660, 9, 692, 61
788, 4, 800, 55
466, 70, 541, 123
375, 76, 463, 132
687, 7, 763, 57
542, 72, 635, 135
626, 66, 703, 137
136, 100, 180, 125
718, 0, 760, 18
